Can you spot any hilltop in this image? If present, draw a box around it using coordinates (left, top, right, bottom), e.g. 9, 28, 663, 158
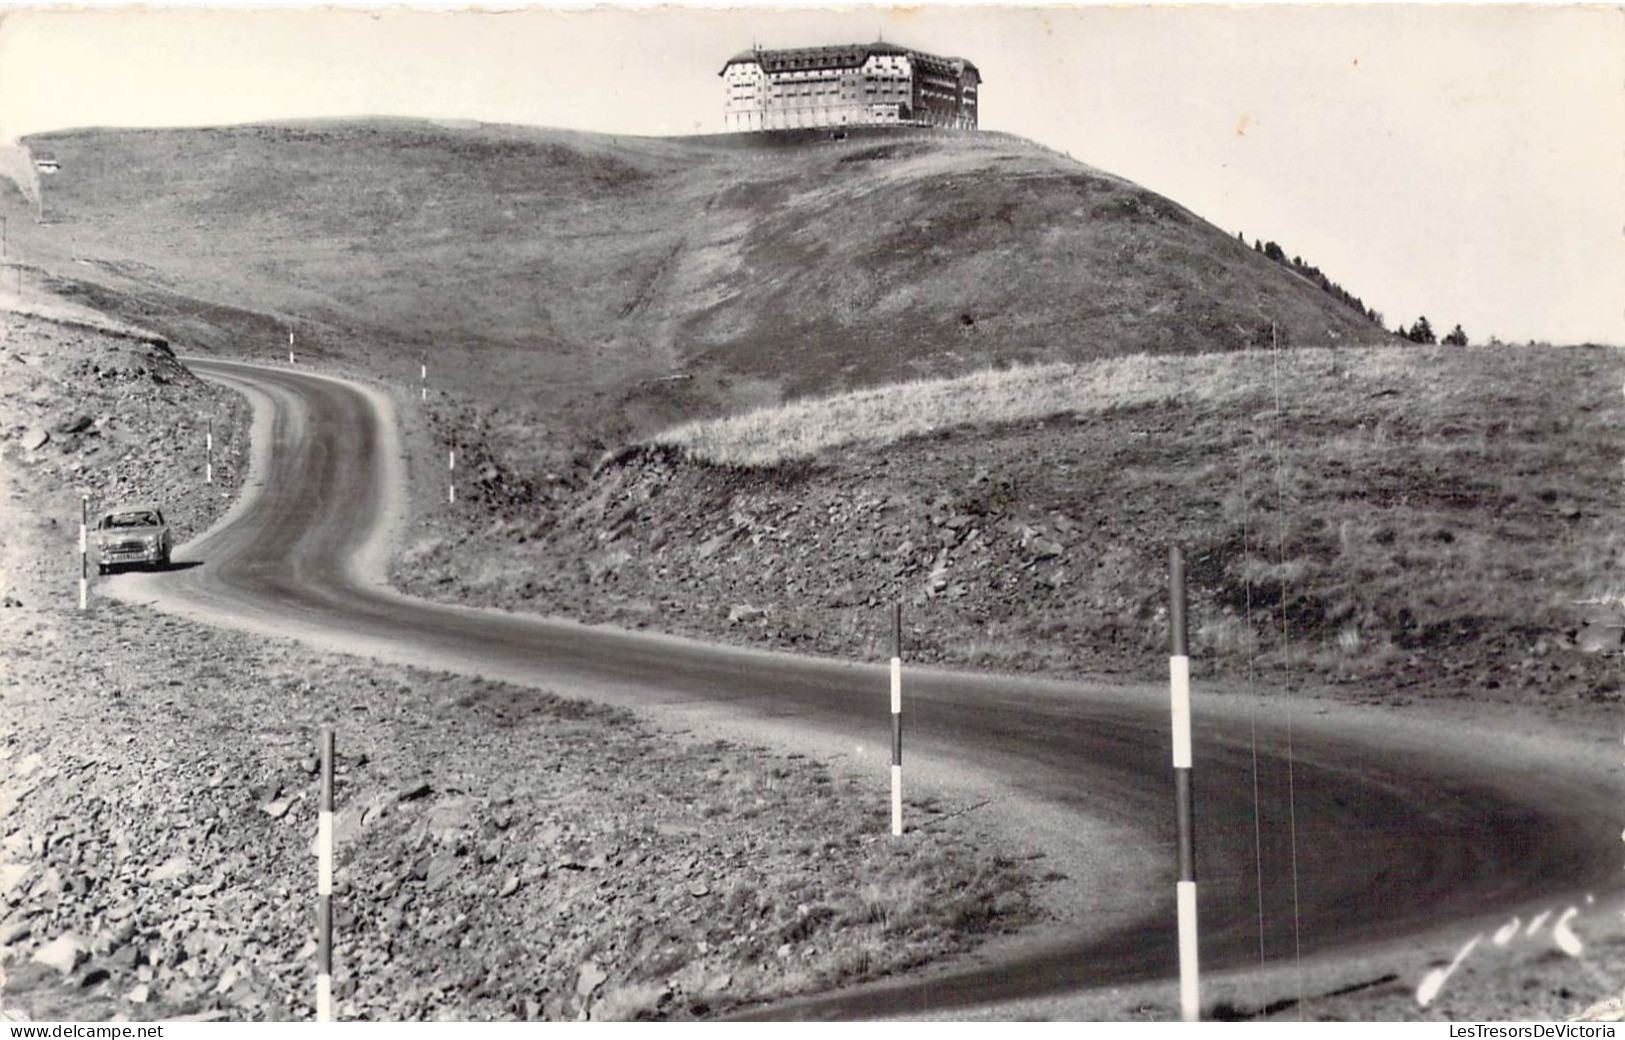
4, 120, 1384, 451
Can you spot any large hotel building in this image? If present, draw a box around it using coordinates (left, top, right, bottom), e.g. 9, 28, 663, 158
719, 42, 981, 132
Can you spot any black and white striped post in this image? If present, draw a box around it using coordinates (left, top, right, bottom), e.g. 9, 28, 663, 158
419, 355, 427, 401
890, 601, 903, 837
1169, 546, 1199, 1021
448, 450, 456, 504
205, 419, 214, 485
288, 328, 295, 366
77, 496, 88, 610
316, 727, 334, 1021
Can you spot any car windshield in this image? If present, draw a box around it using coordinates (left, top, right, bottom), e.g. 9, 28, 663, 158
103, 512, 161, 529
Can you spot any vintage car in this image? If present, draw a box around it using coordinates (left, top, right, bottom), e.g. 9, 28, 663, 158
92, 503, 172, 573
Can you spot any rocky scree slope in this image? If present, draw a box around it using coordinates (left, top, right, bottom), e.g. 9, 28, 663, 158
0, 610, 1035, 1022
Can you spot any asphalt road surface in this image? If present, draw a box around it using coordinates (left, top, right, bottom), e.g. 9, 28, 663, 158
117, 358, 1619, 1018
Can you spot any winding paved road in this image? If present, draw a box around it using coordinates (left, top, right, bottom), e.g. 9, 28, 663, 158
116, 358, 1618, 1018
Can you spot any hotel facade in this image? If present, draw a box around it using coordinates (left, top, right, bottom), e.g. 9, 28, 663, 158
720, 43, 981, 132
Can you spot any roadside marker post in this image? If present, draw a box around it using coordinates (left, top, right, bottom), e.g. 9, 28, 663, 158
420, 355, 427, 401
316, 727, 334, 1022
288, 329, 295, 366
448, 450, 456, 504
205, 419, 214, 485
891, 601, 903, 837
1170, 546, 1200, 1022
77, 496, 88, 610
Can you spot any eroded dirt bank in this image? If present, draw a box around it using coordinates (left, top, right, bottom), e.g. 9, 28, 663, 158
398, 345, 1624, 719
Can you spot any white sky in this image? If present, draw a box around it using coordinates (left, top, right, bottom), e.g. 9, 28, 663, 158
0, 2, 1619, 345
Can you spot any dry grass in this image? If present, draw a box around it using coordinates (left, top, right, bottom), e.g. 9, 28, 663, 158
653, 344, 1429, 467
620, 341, 1625, 701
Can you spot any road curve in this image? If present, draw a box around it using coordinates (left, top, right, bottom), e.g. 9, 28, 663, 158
116, 358, 1618, 1018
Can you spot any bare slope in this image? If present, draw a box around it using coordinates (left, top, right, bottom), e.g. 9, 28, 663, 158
6, 120, 1383, 451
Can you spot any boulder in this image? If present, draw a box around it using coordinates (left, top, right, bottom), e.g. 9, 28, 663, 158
150, 856, 190, 884
78, 966, 111, 988
696, 529, 740, 560
1575, 606, 1624, 653
32, 933, 89, 975
396, 782, 434, 803
213, 962, 242, 995
705, 972, 733, 994
424, 853, 459, 891
0, 862, 31, 896
1577, 625, 1622, 653
424, 797, 477, 842
575, 961, 607, 999
1030, 539, 1065, 560
0, 918, 32, 947
27, 867, 62, 900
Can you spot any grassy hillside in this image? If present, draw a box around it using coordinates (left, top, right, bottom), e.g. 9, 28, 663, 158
397, 343, 1624, 712
4, 120, 1385, 453
652, 354, 1290, 466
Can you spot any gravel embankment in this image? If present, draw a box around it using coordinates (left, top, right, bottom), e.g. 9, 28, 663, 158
0, 605, 1033, 1021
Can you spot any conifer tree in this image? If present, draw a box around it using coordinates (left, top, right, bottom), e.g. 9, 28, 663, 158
1406, 317, 1437, 344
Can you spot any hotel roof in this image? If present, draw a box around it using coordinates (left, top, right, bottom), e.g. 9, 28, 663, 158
720, 42, 979, 80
